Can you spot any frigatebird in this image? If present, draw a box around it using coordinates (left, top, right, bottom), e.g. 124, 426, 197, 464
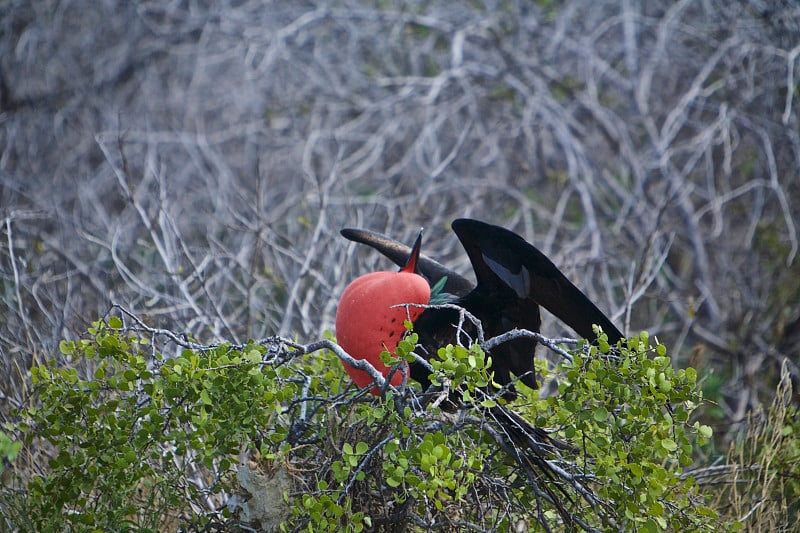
335, 219, 623, 525
337, 218, 623, 397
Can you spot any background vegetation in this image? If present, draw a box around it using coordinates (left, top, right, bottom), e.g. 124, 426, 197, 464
1, 0, 798, 530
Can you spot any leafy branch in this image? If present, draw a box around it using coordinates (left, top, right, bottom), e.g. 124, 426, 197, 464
1, 310, 722, 532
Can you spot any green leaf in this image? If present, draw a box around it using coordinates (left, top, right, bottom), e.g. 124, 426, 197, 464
660, 438, 678, 452
59, 340, 75, 355
593, 406, 609, 422
199, 390, 213, 406
245, 349, 262, 363
598, 338, 610, 353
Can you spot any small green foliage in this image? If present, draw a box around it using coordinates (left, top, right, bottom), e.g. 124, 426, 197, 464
10, 318, 313, 531
379, 428, 484, 511
396, 332, 417, 361
0, 430, 21, 466
429, 342, 492, 401
529, 330, 717, 530
6, 320, 728, 531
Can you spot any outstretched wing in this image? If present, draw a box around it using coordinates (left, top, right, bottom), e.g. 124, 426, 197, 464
452, 219, 623, 344
340, 227, 474, 297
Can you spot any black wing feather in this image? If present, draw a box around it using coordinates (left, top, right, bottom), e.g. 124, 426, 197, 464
452, 219, 623, 343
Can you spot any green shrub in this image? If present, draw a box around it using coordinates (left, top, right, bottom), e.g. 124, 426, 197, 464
2, 316, 725, 531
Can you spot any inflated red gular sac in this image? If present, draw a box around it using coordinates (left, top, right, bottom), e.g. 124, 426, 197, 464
335, 231, 430, 394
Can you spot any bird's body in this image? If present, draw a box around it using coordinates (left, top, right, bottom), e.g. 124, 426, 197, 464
338, 219, 623, 396
410, 272, 542, 393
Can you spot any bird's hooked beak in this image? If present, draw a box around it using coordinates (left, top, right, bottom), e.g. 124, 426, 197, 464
400, 229, 423, 274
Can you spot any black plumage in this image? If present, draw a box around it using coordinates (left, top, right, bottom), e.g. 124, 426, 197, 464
341, 218, 623, 396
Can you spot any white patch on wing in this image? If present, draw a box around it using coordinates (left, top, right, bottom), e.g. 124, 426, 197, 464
482, 253, 530, 298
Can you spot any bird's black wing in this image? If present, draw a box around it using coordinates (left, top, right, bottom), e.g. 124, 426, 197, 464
452, 219, 623, 344
340, 227, 474, 297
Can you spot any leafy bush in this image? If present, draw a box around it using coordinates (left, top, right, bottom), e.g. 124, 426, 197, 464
2, 314, 725, 531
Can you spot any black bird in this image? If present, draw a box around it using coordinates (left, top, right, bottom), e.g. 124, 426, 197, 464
338, 219, 624, 527
341, 218, 623, 396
